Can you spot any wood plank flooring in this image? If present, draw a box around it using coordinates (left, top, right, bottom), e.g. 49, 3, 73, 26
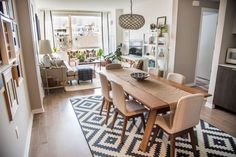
29, 88, 236, 157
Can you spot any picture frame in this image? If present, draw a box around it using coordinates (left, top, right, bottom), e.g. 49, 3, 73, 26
2, 66, 19, 121
12, 22, 20, 50
157, 16, 167, 27
0, 0, 14, 19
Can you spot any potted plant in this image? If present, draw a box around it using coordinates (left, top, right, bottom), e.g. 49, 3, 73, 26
77, 52, 86, 62
97, 48, 103, 60
158, 25, 168, 37
103, 43, 123, 64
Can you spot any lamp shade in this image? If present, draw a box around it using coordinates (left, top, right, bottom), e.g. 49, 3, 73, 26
119, 14, 145, 30
39, 40, 52, 54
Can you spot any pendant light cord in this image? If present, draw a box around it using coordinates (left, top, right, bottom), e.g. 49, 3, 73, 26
130, 0, 133, 15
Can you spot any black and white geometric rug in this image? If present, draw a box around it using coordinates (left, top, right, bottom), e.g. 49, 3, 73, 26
70, 95, 236, 157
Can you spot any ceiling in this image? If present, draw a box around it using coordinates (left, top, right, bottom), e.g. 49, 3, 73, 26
35, 0, 145, 11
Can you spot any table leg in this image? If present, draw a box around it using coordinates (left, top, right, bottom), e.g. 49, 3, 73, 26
139, 109, 157, 152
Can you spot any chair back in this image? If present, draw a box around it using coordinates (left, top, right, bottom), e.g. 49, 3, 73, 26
110, 81, 126, 113
167, 73, 186, 84
99, 72, 111, 101
105, 63, 122, 70
172, 94, 204, 133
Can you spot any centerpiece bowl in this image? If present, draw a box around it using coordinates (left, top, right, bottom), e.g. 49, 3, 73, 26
130, 72, 150, 81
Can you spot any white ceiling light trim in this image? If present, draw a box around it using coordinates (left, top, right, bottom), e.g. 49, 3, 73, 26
119, 0, 145, 30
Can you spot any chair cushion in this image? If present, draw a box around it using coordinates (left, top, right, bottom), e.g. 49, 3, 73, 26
125, 100, 147, 116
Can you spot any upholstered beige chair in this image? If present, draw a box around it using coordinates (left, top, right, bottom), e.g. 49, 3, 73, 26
105, 63, 122, 70
110, 81, 147, 143
167, 73, 186, 85
154, 94, 204, 157
99, 72, 113, 124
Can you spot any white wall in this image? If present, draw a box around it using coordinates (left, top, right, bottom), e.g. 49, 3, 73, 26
123, 0, 173, 40
196, 11, 218, 80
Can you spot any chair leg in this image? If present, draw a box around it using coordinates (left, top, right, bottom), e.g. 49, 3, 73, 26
111, 111, 118, 129
141, 114, 146, 130
121, 117, 128, 144
105, 102, 111, 125
170, 134, 176, 157
189, 128, 197, 156
100, 97, 105, 115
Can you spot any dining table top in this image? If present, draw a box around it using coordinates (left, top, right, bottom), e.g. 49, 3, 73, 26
101, 68, 211, 110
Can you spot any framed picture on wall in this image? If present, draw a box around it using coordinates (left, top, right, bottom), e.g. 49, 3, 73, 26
2, 67, 19, 121
0, 0, 14, 19
157, 16, 167, 27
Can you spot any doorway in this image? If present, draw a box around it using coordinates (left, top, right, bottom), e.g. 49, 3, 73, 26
195, 8, 218, 91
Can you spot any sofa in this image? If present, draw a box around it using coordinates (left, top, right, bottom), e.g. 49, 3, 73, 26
67, 49, 98, 66
40, 59, 78, 86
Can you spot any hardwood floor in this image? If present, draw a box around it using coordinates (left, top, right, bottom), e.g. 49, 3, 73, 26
29, 88, 236, 157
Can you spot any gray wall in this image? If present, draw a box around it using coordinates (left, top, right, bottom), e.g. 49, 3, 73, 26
218, 0, 236, 64
174, 0, 219, 83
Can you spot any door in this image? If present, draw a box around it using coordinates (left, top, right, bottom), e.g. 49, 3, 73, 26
195, 8, 218, 81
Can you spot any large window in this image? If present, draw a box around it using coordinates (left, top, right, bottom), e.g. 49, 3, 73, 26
52, 12, 102, 51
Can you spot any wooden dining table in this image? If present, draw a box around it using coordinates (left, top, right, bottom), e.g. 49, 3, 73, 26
101, 67, 210, 152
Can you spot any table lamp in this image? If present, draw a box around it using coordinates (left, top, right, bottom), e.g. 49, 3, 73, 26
39, 40, 52, 67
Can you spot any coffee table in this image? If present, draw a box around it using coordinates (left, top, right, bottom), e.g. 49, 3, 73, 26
77, 60, 101, 71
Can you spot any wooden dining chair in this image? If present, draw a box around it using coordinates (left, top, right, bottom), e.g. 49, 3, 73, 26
105, 63, 122, 70
153, 94, 204, 157
167, 73, 186, 85
99, 72, 113, 125
110, 81, 147, 143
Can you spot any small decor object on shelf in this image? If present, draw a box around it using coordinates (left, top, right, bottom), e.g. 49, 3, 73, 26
150, 23, 156, 32
157, 16, 167, 27
119, 0, 145, 30
131, 72, 149, 81
158, 25, 168, 37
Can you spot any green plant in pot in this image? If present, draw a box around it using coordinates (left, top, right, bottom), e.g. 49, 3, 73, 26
77, 52, 86, 62
97, 48, 104, 60
103, 43, 123, 64
158, 24, 168, 37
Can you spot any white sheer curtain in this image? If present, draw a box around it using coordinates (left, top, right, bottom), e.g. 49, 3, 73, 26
101, 12, 109, 55
38, 10, 54, 48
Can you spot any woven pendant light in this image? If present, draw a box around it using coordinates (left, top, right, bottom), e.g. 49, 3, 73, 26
119, 0, 145, 30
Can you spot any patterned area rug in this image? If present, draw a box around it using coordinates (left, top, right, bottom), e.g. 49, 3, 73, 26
70, 95, 236, 157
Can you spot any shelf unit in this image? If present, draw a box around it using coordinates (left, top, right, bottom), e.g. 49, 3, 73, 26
142, 32, 169, 76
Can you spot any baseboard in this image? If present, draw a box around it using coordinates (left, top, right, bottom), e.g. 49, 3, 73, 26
32, 107, 45, 114
24, 113, 33, 157
205, 101, 215, 109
